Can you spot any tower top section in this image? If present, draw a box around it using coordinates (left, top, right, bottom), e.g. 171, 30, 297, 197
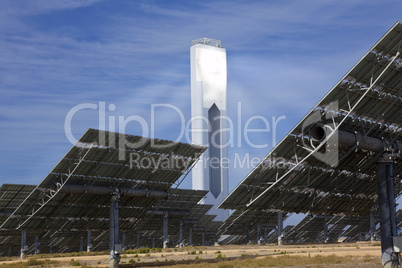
192, 38, 223, 48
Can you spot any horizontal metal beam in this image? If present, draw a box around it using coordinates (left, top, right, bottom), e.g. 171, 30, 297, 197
181, 219, 199, 224
57, 184, 168, 199
120, 188, 168, 199
198, 231, 217, 235
59, 184, 110, 195
261, 225, 277, 229
310, 125, 402, 154
146, 210, 190, 216
147, 236, 161, 239
0, 212, 12, 217
191, 226, 206, 231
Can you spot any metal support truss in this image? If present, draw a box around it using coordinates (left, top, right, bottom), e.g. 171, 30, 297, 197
173, 156, 201, 189
245, 50, 400, 208
59, 184, 168, 199
2, 144, 94, 230
146, 210, 190, 216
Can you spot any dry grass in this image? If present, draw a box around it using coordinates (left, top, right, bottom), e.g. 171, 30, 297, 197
0, 259, 58, 268
0, 243, 381, 268
168, 254, 380, 268
0, 258, 97, 268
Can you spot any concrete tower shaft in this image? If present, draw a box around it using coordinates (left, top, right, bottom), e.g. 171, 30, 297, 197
190, 38, 229, 221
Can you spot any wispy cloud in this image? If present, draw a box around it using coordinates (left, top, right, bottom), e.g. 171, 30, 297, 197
0, 0, 401, 187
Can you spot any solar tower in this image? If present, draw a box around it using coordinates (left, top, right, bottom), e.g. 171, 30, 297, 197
191, 38, 229, 221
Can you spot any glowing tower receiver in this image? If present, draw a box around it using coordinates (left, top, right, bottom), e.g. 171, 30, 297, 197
191, 38, 229, 221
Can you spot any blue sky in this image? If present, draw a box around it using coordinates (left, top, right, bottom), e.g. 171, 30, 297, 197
0, 0, 401, 198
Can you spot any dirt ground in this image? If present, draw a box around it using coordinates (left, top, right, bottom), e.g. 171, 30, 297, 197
0, 242, 382, 267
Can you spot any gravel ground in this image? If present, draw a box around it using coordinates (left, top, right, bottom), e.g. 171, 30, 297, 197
276, 265, 379, 268
0, 242, 382, 267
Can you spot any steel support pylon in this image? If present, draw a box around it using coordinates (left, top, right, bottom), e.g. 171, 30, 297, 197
87, 231, 92, 252
136, 234, 140, 249
20, 230, 27, 259
257, 224, 262, 244
189, 228, 193, 246
277, 212, 283, 245
122, 232, 126, 250
163, 213, 169, 248
79, 237, 84, 252
35, 235, 39, 254
109, 190, 121, 268
370, 208, 376, 242
323, 217, 328, 243
179, 221, 184, 248
377, 157, 398, 268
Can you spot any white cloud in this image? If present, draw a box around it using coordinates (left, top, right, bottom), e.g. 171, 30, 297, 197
0, 0, 401, 186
